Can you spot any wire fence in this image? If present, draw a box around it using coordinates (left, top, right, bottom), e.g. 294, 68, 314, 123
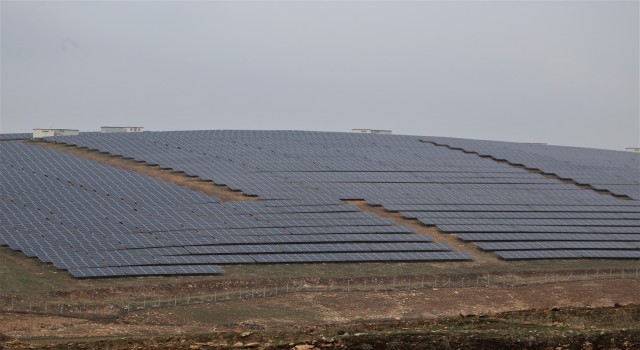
2, 267, 638, 319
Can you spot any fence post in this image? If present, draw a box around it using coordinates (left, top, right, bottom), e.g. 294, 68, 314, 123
347, 280, 350, 292
422, 276, 425, 288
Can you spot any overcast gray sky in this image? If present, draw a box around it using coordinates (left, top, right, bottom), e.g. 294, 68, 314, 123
1, 1, 638, 150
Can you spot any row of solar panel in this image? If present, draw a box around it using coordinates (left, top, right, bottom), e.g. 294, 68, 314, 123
439, 225, 640, 233
419, 218, 640, 227
497, 250, 640, 260
66, 250, 474, 278
457, 233, 640, 241
402, 211, 640, 219
477, 241, 640, 251
386, 204, 640, 212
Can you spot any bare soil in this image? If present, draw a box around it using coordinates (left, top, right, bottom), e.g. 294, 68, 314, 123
1, 279, 639, 349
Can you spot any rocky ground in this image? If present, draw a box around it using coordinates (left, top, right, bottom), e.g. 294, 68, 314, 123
1, 279, 639, 349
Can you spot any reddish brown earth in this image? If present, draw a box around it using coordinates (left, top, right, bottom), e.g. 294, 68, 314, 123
1, 279, 638, 347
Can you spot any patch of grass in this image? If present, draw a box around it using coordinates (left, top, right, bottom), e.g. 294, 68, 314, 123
171, 299, 321, 325
0, 249, 72, 295
219, 259, 640, 280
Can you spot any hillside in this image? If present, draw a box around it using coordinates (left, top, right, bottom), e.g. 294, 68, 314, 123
1, 130, 640, 348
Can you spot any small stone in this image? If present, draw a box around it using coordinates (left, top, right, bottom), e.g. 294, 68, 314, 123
294, 345, 314, 350
245, 342, 260, 348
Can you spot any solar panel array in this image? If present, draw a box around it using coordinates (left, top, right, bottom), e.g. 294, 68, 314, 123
422, 136, 640, 200
1, 130, 638, 278
0, 139, 472, 278
47, 130, 640, 263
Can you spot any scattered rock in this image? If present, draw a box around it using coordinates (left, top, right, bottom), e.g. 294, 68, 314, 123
245, 342, 260, 348
294, 344, 314, 350
240, 331, 253, 338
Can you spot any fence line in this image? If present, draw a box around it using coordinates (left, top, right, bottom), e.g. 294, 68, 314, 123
2, 267, 638, 318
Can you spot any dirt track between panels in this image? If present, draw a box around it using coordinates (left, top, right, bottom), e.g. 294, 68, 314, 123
29, 140, 258, 202
345, 200, 499, 265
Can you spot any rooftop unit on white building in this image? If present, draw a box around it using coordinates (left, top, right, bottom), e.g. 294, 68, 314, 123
101, 126, 144, 133
351, 129, 392, 135
32, 128, 80, 138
